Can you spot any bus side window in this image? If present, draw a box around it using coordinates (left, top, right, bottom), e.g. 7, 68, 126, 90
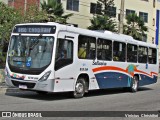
113, 41, 126, 62
78, 35, 96, 60
127, 44, 137, 63
138, 46, 148, 63
148, 48, 157, 64
97, 38, 112, 61
78, 44, 86, 59
55, 39, 73, 71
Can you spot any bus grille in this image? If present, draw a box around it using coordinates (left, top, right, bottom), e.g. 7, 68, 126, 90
11, 80, 36, 89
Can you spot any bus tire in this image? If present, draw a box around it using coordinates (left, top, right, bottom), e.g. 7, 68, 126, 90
73, 78, 85, 98
130, 76, 139, 92
36, 91, 48, 95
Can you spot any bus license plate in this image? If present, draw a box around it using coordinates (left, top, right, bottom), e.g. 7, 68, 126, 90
19, 85, 27, 89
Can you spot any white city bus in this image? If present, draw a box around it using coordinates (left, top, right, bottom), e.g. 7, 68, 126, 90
5, 22, 159, 98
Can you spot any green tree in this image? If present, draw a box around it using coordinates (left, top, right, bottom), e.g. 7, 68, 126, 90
124, 13, 148, 41
0, 2, 22, 49
97, 0, 115, 16
0, 2, 50, 65
0, 3, 47, 47
23, 5, 48, 23
88, 0, 117, 31
41, 0, 73, 24
0, 2, 22, 65
88, 15, 117, 31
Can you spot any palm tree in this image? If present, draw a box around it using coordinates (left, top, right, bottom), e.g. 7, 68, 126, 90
88, 0, 117, 32
124, 13, 148, 41
97, 0, 115, 17
41, 0, 72, 24
88, 15, 117, 32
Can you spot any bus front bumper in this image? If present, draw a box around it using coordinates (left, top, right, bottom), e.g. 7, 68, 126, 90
5, 77, 54, 92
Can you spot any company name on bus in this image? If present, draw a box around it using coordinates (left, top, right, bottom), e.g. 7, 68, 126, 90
13, 25, 56, 34
17, 27, 51, 33
92, 60, 107, 66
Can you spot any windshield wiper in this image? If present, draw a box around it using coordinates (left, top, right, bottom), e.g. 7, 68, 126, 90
29, 34, 42, 50
30, 39, 39, 50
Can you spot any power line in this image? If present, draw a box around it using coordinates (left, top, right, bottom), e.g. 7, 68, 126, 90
65, 11, 92, 18
79, 3, 90, 8
147, 27, 156, 32
69, 16, 91, 20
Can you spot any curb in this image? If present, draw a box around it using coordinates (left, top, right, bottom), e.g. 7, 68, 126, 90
0, 87, 23, 94
0, 87, 7, 94
0, 82, 24, 94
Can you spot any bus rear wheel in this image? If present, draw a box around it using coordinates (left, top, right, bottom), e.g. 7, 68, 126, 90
130, 76, 139, 92
73, 78, 85, 98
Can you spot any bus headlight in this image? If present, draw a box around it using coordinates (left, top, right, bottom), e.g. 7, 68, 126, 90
39, 71, 51, 82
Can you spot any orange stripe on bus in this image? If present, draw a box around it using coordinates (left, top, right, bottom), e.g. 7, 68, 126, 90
93, 66, 127, 73
92, 66, 158, 78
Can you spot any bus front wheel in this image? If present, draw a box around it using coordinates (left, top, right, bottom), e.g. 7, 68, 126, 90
73, 78, 85, 98
36, 91, 48, 95
130, 76, 139, 92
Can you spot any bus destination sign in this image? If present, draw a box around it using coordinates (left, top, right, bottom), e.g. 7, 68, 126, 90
13, 25, 56, 34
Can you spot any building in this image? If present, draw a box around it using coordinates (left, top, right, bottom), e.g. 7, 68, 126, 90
59, 0, 160, 58
6, 0, 160, 45
8, 0, 41, 14
4, 0, 160, 47
40, 0, 157, 45
58, 0, 158, 45
42, 0, 160, 59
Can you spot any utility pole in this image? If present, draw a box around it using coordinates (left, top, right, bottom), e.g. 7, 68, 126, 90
118, 0, 125, 34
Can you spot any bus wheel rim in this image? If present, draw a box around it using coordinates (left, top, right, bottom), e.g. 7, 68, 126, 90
75, 83, 84, 94
132, 80, 137, 90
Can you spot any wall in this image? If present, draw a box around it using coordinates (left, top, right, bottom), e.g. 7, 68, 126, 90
8, 0, 40, 14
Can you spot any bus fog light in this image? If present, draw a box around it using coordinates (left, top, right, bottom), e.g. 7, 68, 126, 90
39, 71, 51, 82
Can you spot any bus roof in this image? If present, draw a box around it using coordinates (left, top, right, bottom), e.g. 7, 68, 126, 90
14, 22, 157, 48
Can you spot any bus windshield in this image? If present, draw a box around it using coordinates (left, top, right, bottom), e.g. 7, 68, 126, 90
8, 35, 54, 70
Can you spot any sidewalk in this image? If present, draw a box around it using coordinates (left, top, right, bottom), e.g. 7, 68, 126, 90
0, 82, 23, 94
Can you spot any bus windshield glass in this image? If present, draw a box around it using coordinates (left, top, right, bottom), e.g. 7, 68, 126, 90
8, 35, 54, 69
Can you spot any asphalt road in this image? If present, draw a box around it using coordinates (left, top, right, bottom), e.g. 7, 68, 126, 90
0, 82, 160, 120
